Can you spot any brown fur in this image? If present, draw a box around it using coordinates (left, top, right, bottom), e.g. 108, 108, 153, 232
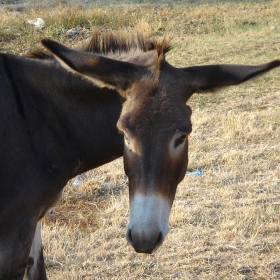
27, 30, 172, 63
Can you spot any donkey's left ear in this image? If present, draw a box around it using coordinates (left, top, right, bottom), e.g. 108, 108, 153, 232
41, 39, 146, 97
182, 60, 280, 95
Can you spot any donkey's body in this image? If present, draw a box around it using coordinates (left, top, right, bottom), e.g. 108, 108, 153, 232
0, 48, 124, 279
1, 31, 279, 279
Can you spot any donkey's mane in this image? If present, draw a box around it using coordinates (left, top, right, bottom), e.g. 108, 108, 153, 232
27, 30, 172, 60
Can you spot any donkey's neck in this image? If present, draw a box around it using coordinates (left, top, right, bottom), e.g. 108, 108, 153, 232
10, 55, 124, 178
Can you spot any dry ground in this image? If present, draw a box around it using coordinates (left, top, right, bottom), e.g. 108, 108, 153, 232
1, 1, 280, 279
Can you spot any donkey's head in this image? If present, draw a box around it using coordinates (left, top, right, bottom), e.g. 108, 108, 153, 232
42, 35, 280, 253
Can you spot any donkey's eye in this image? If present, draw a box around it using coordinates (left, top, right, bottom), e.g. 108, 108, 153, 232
119, 131, 131, 146
122, 131, 131, 147
124, 136, 133, 153
119, 129, 133, 152
174, 134, 187, 148
124, 134, 130, 144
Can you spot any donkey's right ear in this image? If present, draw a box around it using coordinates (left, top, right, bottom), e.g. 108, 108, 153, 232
41, 39, 145, 97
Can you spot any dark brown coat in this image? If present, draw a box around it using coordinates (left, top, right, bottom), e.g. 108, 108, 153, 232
0, 31, 279, 279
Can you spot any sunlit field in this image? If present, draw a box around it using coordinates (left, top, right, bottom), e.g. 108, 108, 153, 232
1, 1, 280, 279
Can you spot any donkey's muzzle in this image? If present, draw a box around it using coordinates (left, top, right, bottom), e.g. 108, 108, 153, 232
126, 193, 171, 253
126, 228, 164, 254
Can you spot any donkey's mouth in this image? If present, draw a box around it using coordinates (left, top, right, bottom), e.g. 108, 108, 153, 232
126, 228, 165, 254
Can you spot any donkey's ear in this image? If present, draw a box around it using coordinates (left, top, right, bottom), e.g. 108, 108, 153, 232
41, 39, 145, 96
183, 61, 280, 94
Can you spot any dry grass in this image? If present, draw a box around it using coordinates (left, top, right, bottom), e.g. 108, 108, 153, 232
1, 1, 280, 279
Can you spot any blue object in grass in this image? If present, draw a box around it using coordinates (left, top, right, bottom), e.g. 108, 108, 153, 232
72, 173, 87, 186
186, 169, 203, 176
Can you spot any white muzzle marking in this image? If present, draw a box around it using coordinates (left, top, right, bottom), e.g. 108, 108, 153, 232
127, 193, 171, 253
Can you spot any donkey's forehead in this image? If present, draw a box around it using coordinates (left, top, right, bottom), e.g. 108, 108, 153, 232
116, 59, 192, 133
118, 88, 191, 133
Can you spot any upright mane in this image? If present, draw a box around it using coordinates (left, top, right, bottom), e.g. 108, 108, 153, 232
27, 30, 172, 60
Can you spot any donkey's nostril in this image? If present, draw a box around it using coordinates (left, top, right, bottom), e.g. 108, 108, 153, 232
155, 232, 163, 247
27, 257, 34, 268
126, 229, 133, 243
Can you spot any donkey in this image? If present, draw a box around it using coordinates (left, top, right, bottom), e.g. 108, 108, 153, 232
0, 32, 279, 280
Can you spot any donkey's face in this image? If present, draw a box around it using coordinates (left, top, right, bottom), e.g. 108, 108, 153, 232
117, 72, 192, 252
42, 37, 280, 253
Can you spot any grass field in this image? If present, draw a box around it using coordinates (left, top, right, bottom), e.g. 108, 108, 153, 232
1, 0, 280, 279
